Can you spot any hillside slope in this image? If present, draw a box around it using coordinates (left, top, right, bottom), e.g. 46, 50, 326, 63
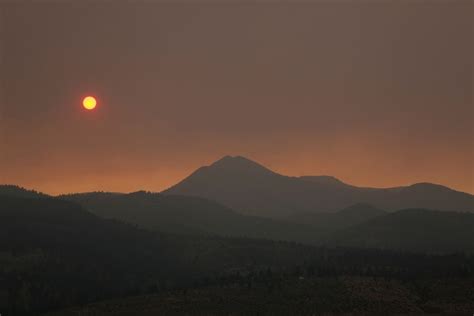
61, 191, 322, 243
287, 203, 386, 232
163, 156, 474, 217
0, 194, 326, 314
330, 209, 474, 253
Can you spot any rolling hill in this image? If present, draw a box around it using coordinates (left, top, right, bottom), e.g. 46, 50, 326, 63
2, 187, 473, 315
3, 185, 473, 253
162, 155, 474, 217
0, 193, 373, 314
60, 191, 321, 242
287, 203, 386, 232
330, 208, 474, 253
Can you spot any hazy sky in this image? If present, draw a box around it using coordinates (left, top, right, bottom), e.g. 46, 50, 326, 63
1, 1, 472, 195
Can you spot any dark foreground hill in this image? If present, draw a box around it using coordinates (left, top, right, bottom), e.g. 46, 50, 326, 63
60, 191, 321, 242
162, 156, 474, 217
0, 195, 182, 310
61, 192, 474, 254
0, 194, 318, 313
1, 194, 474, 315
331, 209, 474, 253
3, 185, 473, 253
47, 276, 474, 316
0, 194, 356, 313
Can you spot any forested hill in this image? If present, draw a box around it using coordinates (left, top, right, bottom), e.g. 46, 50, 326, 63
330, 208, 474, 253
61, 191, 321, 242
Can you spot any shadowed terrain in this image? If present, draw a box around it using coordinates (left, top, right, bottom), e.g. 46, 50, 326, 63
2, 184, 473, 254
287, 203, 386, 232
163, 156, 474, 218
46, 276, 474, 316
60, 191, 321, 242
330, 208, 474, 253
1, 186, 473, 315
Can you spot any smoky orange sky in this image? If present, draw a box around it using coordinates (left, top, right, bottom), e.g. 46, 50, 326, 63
1, 1, 473, 195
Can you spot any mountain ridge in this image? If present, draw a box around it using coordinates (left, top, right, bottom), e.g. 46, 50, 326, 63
1, 185, 473, 253
162, 155, 474, 217
329, 208, 474, 253
60, 190, 322, 242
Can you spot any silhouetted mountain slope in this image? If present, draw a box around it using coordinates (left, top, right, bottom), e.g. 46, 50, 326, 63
299, 175, 358, 188
0, 194, 367, 314
0, 184, 49, 199
162, 156, 474, 217
2, 191, 474, 315
365, 182, 474, 213
61, 191, 321, 242
162, 156, 360, 217
288, 203, 386, 232
0, 194, 168, 257
0, 194, 182, 310
330, 209, 474, 253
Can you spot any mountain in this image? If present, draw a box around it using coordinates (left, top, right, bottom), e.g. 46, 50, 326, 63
162, 155, 474, 217
0, 194, 167, 256
0, 194, 328, 313
299, 175, 358, 188
162, 156, 362, 217
330, 209, 474, 253
2, 190, 473, 314
0, 184, 49, 199
287, 203, 386, 232
60, 191, 322, 243
0, 194, 175, 308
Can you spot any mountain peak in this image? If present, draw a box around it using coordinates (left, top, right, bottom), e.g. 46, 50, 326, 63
162, 156, 474, 217
212, 155, 258, 165
206, 155, 276, 175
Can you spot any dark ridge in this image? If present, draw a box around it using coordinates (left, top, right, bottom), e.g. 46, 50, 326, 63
163, 156, 474, 217
0, 184, 50, 198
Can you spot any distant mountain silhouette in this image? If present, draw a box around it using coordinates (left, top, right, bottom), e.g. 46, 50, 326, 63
287, 203, 386, 232
2, 186, 473, 254
329, 209, 474, 253
163, 155, 474, 217
299, 175, 357, 188
61, 191, 321, 242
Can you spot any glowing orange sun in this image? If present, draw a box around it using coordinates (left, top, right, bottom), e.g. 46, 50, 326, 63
82, 96, 97, 110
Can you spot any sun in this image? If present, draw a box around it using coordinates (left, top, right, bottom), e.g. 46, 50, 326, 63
82, 96, 97, 110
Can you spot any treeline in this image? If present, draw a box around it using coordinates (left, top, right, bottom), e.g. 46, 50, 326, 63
2, 240, 473, 315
